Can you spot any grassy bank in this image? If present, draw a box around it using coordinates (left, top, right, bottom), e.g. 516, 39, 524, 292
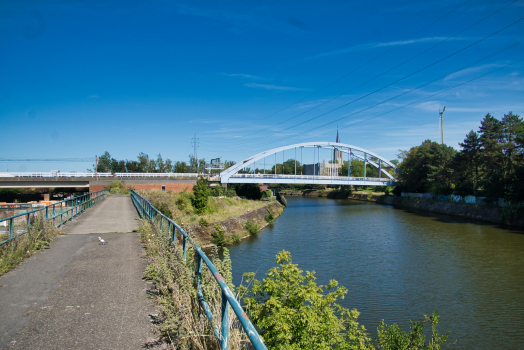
0, 216, 62, 276
139, 189, 284, 245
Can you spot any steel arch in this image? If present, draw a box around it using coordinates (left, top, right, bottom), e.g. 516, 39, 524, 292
220, 142, 398, 183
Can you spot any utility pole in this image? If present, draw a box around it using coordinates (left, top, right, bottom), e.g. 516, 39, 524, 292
191, 134, 199, 173
439, 107, 446, 145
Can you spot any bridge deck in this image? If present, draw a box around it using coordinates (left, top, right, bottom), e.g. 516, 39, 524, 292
0, 196, 158, 349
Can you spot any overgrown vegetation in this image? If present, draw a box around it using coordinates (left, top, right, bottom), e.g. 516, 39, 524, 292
105, 180, 131, 195
139, 220, 248, 349
0, 215, 61, 276
211, 224, 225, 246
244, 220, 259, 236
141, 189, 271, 225
240, 250, 450, 350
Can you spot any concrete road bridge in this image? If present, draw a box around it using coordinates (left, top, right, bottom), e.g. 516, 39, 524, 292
220, 142, 399, 186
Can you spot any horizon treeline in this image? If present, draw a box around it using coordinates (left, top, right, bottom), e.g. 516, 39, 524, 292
93, 152, 236, 174
398, 111, 523, 202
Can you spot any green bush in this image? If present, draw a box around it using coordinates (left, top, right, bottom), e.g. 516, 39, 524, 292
245, 220, 259, 235
261, 189, 273, 199
264, 214, 274, 223
232, 234, 241, 243
192, 178, 210, 214
156, 203, 172, 218
199, 218, 209, 227
211, 224, 225, 246
176, 194, 193, 214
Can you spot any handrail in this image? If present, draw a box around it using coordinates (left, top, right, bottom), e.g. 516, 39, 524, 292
230, 174, 396, 181
0, 172, 199, 178
0, 190, 107, 246
130, 190, 267, 350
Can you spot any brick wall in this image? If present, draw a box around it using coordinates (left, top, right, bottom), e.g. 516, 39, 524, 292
89, 184, 194, 193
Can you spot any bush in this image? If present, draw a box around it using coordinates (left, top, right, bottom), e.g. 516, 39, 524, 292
156, 203, 172, 218
232, 234, 241, 243
264, 214, 274, 223
245, 220, 259, 235
199, 218, 209, 227
211, 224, 225, 246
261, 189, 273, 199
176, 194, 193, 214
192, 178, 210, 214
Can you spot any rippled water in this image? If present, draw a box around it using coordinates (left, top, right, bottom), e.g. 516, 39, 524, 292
225, 196, 524, 349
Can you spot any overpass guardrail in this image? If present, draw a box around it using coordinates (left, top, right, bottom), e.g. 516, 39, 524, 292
0, 172, 199, 178
130, 190, 266, 350
0, 190, 106, 246
230, 173, 395, 181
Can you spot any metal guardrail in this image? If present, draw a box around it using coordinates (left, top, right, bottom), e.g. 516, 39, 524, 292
130, 190, 266, 350
0, 172, 199, 178
230, 173, 396, 182
0, 190, 107, 246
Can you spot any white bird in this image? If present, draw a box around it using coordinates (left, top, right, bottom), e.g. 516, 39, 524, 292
98, 237, 107, 245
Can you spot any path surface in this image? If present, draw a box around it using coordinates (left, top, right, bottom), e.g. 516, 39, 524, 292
0, 195, 157, 349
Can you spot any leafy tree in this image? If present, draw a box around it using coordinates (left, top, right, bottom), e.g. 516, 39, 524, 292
137, 152, 150, 172
156, 154, 166, 173
398, 140, 456, 194
211, 224, 225, 246
97, 151, 112, 173
271, 159, 302, 175
189, 155, 198, 173
240, 250, 374, 350
174, 161, 188, 173
192, 178, 210, 214
231, 183, 262, 200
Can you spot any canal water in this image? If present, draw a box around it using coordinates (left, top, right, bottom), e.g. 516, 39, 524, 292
226, 196, 524, 349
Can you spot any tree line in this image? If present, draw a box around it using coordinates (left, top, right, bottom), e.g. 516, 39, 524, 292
398, 112, 523, 202
94, 152, 235, 174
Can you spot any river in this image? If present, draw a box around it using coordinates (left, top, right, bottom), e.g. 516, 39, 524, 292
225, 196, 524, 349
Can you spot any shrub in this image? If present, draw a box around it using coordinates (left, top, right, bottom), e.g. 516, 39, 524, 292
232, 234, 241, 243
264, 214, 274, 223
192, 178, 210, 214
176, 194, 193, 214
156, 203, 172, 218
245, 220, 259, 235
261, 189, 273, 199
211, 224, 225, 246
199, 218, 209, 227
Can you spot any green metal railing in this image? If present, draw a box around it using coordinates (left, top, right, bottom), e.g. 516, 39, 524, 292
130, 190, 267, 350
0, 190, 107, 246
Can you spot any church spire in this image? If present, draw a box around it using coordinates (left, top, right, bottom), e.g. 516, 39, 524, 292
336, 126, 340, 143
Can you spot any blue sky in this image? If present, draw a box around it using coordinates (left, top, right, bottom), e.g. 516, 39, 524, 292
1, 0, 523, 172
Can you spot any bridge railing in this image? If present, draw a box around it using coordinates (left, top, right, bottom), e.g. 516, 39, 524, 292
0, 172, 199, 178
230, 173, 395, 182
130, 190, 266, 350
114, 173, 199, 177
0, 190, 106, 246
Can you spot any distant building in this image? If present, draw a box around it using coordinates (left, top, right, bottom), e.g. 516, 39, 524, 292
302, 130, 344, 176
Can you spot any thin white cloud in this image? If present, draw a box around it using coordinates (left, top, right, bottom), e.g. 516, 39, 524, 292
222, 73, 264, 80
307, 36, 469, 60
444, 64, 501, 81
244, 83, 308, 91
88, 94, 99, 98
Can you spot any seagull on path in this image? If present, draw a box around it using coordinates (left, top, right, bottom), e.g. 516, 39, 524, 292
98, 237, 107, 245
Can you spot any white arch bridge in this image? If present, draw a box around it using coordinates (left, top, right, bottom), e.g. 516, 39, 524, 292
220, 142, 399, 186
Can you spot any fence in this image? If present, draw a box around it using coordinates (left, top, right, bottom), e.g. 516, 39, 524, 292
399, 192, 506, 206
130, 190, 266, 350
0, 190, 106, 246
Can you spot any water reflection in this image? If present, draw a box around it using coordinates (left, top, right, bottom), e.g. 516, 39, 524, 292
226, 196, 524, 349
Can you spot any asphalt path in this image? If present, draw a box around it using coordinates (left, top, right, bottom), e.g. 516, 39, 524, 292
0, 195, 157, 349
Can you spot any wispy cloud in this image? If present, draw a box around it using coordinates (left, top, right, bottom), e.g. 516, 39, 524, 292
244, 83, 308, 91
444, 63, 501, 81
222, 73, 265, 80
88, 94, 99, 98
307, 36, 468, 60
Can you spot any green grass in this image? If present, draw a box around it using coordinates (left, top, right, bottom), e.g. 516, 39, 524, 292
0, 216, 61, 276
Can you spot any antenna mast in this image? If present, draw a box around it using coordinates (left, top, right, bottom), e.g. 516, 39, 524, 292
439, 107, 446, 145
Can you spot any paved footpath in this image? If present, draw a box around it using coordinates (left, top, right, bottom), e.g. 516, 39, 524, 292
0, 195, 158, 349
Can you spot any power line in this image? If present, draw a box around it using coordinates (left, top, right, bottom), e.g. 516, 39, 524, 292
208, 0, 518, 147
201, 0, 474, 145
0, 158, 95, 162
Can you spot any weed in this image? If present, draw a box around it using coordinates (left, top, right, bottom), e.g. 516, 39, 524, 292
245, 220, 259, 236
199, 218, 209, 227
211, 224, 225, 246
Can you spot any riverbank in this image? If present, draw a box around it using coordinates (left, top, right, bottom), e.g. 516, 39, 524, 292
279, 189, 524, 228
191, 200, 284, 246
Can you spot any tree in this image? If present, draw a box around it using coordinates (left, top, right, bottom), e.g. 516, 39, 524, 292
240, 250, 374, 350
271, 159, 302, 175
97, 151, 112, 173
398, 140, 456, 194
478, 113, 504, 200
456, 130, 481, 196
192, 178, 210, 214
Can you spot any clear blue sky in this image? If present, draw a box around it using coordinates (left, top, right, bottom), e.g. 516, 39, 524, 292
1, 0, 523, 172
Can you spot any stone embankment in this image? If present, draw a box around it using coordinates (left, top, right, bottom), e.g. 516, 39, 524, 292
279, 189, 523, 228
190, 201, 284, 245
